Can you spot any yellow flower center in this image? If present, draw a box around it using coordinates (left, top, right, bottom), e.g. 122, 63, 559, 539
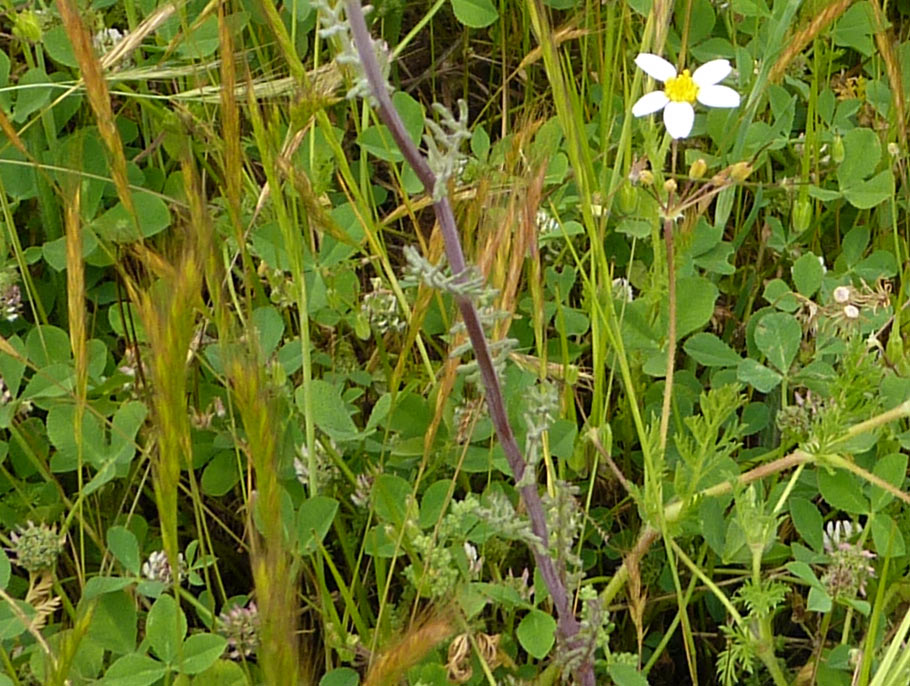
664, 69, 698, 103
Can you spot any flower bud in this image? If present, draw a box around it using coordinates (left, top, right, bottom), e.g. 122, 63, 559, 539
831, 135, 845, 164
844, 304, 860, 319
638, 169, 654, 186
618, 181, 637, 213
833, 285, 851, 304
12, 11, 42, 43
664, 179, 677, 194
792, 199, 812, 233
688, 158, 707, 179
729, 161, 752, 182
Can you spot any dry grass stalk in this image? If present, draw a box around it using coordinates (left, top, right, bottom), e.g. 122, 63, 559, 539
768, 0, 854, 83
364, 612, 456, 686
868, 0, 907, 146
228, 357, 300, 685
56, 0, 137, 234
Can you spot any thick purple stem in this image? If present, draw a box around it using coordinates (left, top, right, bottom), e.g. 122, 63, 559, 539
344, 3, 593, 683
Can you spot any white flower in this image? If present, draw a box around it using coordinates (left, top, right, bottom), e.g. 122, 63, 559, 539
631, 53, 741, 139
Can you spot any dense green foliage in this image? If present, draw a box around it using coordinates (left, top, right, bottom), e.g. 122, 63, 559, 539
0, 0, 909, 685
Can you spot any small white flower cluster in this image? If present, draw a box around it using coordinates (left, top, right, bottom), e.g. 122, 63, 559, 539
822, 520, 876, 598
832, 285, 860, 321
141, 550, 186, 586
361, 277, 406, 334
218, 601, 260, 660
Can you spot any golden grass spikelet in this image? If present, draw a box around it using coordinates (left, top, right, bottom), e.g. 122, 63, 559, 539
56, 0, 137, 232
364, 612, 456, 686
768, 0, 853, 83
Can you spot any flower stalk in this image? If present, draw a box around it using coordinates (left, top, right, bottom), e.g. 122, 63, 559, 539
343, 1, 590, 681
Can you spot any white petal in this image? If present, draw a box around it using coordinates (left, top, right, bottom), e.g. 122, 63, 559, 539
692, 59, 732, 87
634, 53, 676, 82
697, 85, 741, 108
631, 90, 669, 117
663, 101, 694, 139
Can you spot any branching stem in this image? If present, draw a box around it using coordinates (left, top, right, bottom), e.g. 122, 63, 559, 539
343, 2, 591, 682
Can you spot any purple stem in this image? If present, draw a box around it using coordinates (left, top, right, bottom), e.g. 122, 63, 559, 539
344, 3, 592, 683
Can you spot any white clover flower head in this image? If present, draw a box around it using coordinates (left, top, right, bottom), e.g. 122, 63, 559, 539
631, 53, 741, 139
843, 304, 860, 320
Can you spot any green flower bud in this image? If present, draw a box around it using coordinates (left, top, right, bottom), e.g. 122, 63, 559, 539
831, 134, 845, 164
792, 199, 812, 233
13, 11, 42, 43
618, 181, 637, 213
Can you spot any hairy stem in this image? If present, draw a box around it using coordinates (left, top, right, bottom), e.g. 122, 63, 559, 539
343, 2, 590, 681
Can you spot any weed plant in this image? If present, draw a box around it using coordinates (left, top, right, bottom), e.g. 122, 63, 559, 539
0, 0, 907, 685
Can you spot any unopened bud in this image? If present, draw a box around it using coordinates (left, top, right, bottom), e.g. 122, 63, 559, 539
689, 158, 707, 179
832, 135, 845, 164
618, 181, 637, 213
729, 161, 752, 182
843, 304, 860, 320
638, 169, 654, 186
888, 142, 900, 158
792, 199, 812, 233
664, 178, 677, 194
833, 285, 851, 303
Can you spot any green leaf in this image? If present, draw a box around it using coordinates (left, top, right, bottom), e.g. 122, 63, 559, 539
188, 659, 246, 685
0, 599, 33, 639
43, 25, 78, 67
843, 170, 894, 209
92, 192, 171, 243
419, 480, 452, 529
201, 452, 240, 497
868, 453, 907, 511
450, 0, 498, 28
13, 67, 52, 123
736, 358, 782, 393
753, 312, 800, 374
297, 496, 339, 555
107, 526, 140, 576
616, 217, 651, 238
807, 586, 832, 613
608, 663, 650, 686
870, 514, 905, 557
855, 249, 898, 282
371, 473, 412, 527
516, 609, 556, 659
302, 380, 359, 441
84, 576, 135, 600
319, 667, 360, 686
837, 128, 880, 184
791, 253, 824, 297
358, 125, 404, 163
763, 278, 800, 312
841, 225, 869, 267
683, 333, 740, 367
180, 634, 227, 675
0, 548, 8, 590
89, 590, 137, 653
818, 468, 869, 514
833, 2, 875, 56
101, 653, 168, 686
319, 667, 359, 686
146, 594, 187, 664
252, 306, 285, 358
789, 497, 823, 553
669, 276, 718, 340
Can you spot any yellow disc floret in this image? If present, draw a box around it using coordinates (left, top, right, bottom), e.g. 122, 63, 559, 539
664, 69, 698, 103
